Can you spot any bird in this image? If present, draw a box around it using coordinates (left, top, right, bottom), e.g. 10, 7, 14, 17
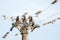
48, 21, 53, 24
57, 17, 60, 20
52, 19, 56, 22
51, 0, 57, 4
47, 22, 50, 24
43, 23, 47, 26
35, 10, 42, 15
10, 16, 15, 21
24, 12, 28, 15
3, 15, 7, 20
2, 32, 9, 38
15, 33, 18, 36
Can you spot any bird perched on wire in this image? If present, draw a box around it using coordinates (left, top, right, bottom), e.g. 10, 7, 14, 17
57, 17, 60, 20
15, 33, 18, 36
2, 32, 9, 38
3, 15, 7, 20
35, 10, 42, 15
24, 12, 28, 15
10, 16, 15, 21
43, 23, 47, 26
51, 0, 57, 4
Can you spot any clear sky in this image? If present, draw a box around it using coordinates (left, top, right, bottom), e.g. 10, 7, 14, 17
0, 0, 60, 40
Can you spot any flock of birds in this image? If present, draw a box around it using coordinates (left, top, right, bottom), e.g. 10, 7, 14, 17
2, 0, 60, 39
43, 17, 60, 26
3, 0, 58, 20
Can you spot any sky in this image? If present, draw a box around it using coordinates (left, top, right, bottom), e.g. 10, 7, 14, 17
0, 0, 60, 40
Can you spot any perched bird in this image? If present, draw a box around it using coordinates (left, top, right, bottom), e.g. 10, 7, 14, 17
52, 19, 56, 22
35, 15, 39, 17
43, 23, 47, 26
51, 0, 57, 4
47, 22, 50, 24
10, 16, 14, 19
48, 21, 53, 24
2, 32, 9, 38
35, 10, 42, 15
15, 33, 18, 36
10, 16, 14, 21
57, 17, 60, 20
24, 12, 28, 15
3, 15, 7, 20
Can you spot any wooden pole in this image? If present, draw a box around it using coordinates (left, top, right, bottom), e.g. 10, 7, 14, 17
21, 27, 28, 40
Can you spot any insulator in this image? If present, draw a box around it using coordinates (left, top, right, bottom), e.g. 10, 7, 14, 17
31, 27, 36, 32
10, 27, 14, 31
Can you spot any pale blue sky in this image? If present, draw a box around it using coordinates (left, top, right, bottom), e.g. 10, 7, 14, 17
0, 0, 60, 40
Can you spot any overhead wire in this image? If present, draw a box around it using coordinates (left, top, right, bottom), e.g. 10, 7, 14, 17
40, 11, 60, 22
1, 0, 60, 38
35, 0, 58, 17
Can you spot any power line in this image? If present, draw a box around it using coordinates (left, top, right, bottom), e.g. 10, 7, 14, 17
40, 11, 60, 22
35, 0, 58, 17
42, 17, 60, 26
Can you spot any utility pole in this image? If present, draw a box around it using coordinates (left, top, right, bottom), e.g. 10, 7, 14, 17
2, 15, 39, 40
20, 25, 39, 40
21, 26, 28, 40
